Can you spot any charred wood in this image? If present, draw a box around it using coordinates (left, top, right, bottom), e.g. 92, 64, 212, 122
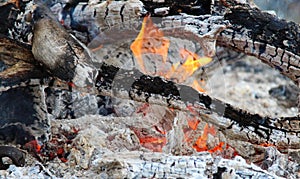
27, 2, 300, 149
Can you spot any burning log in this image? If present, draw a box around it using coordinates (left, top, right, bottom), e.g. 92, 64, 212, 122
52, 0, 300, 85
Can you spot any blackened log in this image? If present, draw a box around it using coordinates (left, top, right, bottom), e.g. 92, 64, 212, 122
0, 84, 51, 145
56, 0, 300, 84
0, 35, 34, 64
0, 2, 19, 35
96, 63, 300, 150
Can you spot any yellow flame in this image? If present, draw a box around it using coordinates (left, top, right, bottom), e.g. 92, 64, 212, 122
191, 80, 206, 93
130, 15, 170, 72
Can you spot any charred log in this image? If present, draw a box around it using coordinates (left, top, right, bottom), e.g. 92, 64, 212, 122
217, 3, 300, 85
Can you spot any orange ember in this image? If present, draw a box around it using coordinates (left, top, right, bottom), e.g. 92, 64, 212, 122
130, 15, 170, 72
208, 142, 224, 153
132, 127, 167, 152
193, 124, 217, 152
187, 117, 200, 130
24, 140, 42, 153
259, 143, 275, 147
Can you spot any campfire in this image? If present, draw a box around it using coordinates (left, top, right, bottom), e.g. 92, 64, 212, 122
0, 0, 299, 178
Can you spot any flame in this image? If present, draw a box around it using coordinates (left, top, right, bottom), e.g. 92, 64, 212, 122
165, 49, 212, 82
180, 49, 212, 74
191, 80, 206, 93
193, 124, 217, 152
131, 16, 212, 92
130, 15, 170, 72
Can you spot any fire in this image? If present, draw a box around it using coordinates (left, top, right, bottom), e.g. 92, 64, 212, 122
193, 124, 217, 152
131, 17, 223, 154
187, 117, 200, 130
166, 49, 211, 92
131, 127, 167, 152
131, 16, 212, 92
191, 80, 206, 93
24, 140, 42, 153
130, 15, 170, 72
259, 143, 275, 147
179, 49, 212, 74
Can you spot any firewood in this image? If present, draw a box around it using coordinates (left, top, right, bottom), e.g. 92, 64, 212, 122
0, 1, 299, 177
29, 4, 299, 150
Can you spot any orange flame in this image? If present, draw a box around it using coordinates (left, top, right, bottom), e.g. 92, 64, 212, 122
180, 49, 212, 74
131, 16, 212, 92
191, 80, 206, 93
130, 15, 170, 72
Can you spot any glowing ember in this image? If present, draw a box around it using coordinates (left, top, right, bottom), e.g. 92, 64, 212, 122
130, 17, 222, 154
131, 127, 167, 152
130, 15, 170, 73
259, 143, 275, 147
24, 140, 42, 153
187, 117, 200, 130
193, 123, 217, 152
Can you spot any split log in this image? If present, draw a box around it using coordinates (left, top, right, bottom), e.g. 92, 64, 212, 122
29, 3, 299, 151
